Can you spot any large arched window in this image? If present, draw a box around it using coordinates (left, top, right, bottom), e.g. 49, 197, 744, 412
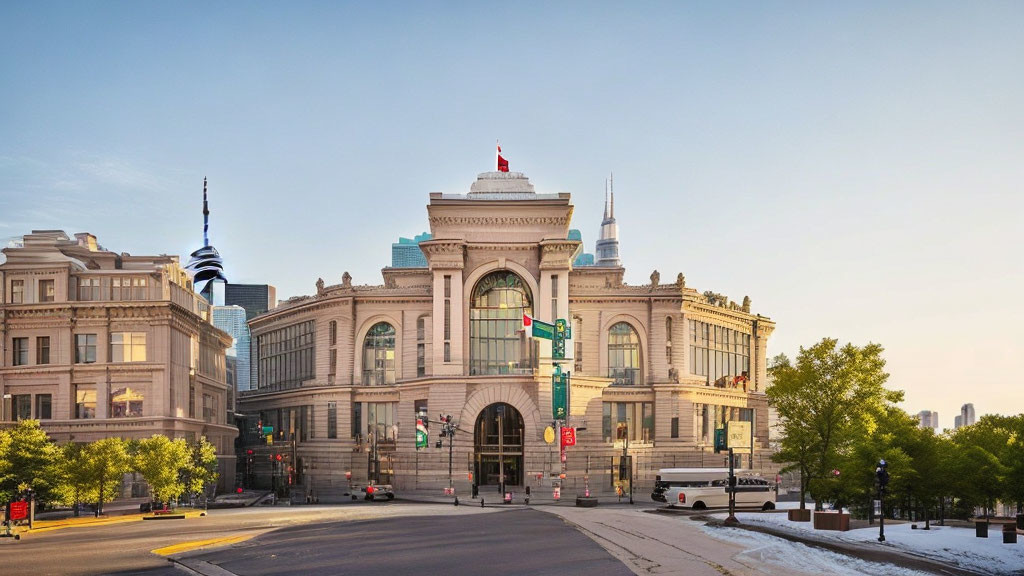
470, 271, 534, 375
362, 322, 396, 386
608, 322, 642, 385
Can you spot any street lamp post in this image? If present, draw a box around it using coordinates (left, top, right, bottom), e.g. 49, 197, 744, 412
876, 459, 889, 542
438, 414, 458, 506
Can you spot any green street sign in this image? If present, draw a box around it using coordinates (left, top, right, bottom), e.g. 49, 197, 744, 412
552, 371, 569, 420
262, 426, 274, 435
532, 319, 555, 340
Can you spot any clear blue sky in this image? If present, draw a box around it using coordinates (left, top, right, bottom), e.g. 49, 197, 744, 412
2, 2, 1022, 429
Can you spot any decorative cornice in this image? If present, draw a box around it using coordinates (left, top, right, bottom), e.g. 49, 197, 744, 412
428, 216, 569, 228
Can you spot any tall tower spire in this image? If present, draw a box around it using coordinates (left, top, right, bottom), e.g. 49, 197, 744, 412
595, 172, 622, 267
202, 176, 210, 246
186, 177, 227, 302
610, 172, 615, 219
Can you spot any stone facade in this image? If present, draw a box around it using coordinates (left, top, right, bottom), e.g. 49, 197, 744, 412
0, 230, 237, 492
239, 171, 776, 500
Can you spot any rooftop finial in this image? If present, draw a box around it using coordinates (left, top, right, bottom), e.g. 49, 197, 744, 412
610, 172, 614, 219
202, 177, 210, 247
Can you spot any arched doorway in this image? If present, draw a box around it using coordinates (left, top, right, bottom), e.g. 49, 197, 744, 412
474, 403, 524, 490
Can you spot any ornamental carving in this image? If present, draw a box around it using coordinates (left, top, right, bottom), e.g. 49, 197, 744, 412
428, 216, 569, 227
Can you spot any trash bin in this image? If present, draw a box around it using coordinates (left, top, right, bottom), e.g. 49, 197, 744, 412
1017, 513, 1024, 531
976, 521, 988, 538
1004, 523, 1017, 544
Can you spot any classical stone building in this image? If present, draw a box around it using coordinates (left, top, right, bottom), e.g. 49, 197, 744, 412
0, 230, 237, 492
239, 170, 775, 499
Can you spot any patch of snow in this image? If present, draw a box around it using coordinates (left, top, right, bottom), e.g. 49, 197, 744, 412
701, 524, 932, 576
710, 511, 1024, 575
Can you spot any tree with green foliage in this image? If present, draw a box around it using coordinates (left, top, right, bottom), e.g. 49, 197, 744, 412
81, 437, 131, 516
135, 435, 190, 505
0, 420, 60, 503
181, 436, 219, 501
767, 339, 901, 510
52, 443, 98, 516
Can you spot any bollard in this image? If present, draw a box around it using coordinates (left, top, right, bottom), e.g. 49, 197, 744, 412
454, 497, 459, 506
481, 498, 485, 508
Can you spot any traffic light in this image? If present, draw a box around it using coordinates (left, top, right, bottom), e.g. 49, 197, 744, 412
553, 318, 568, 359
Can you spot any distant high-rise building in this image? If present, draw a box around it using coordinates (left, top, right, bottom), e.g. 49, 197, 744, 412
954, 415, 963, 429
213, 305, 251, 394
595, 174, 621, 267
224, 284, 275, 392
567, 229, 595, 267
916, 410, 939, 430
225, 284, 276, 322
960, 403, 976, 427
391, 232, 432, 268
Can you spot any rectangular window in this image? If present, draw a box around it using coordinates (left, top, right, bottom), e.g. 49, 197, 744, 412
551, 274, 558, 320
443, 342, 450, 363
328, 401, 338, 439
348, 401, 359, 440
110, 386, 144, 418
12, 337, 28, 366
329, 349, 337, 375
671, 416, 679, 438
329, 321, 337, 346
416, 343, 425, 377
10, 279, 24, 303
444, 275, 451, 298
14, 394, 31, 420
39, 279, 55, 302
75, 387, 96, 419
202, 393, 215, 423
602, 402, 654, 443
443, 300, 451, 340
110, 332, 147, 362
35, 394, 52, 420
78, 278, 100, 301
36, 336, 50, 364
132, 277, 147, 300
255, 320, 315, 390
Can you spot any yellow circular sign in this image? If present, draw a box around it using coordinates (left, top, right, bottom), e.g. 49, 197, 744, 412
544, 426, 555, 444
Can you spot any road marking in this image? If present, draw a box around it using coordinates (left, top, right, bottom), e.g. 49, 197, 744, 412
151, 533, 257, 556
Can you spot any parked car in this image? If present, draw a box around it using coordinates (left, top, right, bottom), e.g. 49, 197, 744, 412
362, 484, 395, 501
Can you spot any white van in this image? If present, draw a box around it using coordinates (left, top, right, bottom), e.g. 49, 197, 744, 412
651, 468, 776, 511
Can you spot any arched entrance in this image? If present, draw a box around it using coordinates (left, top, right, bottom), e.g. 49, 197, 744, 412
474, 403, 524, 490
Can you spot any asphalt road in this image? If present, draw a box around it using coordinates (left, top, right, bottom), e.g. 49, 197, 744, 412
184, 508, 631, 576
0, 504, 630, 576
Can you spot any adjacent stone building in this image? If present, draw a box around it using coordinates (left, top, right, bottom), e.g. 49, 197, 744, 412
0, 230, 237, 491
238, 170, 775, 499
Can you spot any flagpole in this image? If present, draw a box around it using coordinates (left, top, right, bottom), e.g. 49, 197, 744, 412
496, 139, 500, 171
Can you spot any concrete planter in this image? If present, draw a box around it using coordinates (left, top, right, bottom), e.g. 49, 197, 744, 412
575, 496, 598, 508
813, 511, 850, 531
788, 508, 811, 522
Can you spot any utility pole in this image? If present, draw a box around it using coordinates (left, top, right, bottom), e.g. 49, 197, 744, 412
725, 448, 738, 525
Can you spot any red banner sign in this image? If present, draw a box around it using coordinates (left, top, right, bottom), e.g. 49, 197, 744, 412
9, 501, 28, 521
560, 427, 576, 447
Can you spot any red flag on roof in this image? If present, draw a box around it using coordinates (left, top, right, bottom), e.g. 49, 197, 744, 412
523, 313, 532, 328
497, 142, 509, 172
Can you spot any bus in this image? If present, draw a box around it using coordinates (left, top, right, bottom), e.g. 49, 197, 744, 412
651, 468, 776, 511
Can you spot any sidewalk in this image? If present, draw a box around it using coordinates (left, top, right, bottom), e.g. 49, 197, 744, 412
11, 508, 207, 535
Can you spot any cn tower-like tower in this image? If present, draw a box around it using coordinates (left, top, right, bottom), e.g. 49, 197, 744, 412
186, 177, 227, 302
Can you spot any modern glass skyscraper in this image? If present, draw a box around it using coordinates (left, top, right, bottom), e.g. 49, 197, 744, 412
391, 232, 432, 267
213, 305, 251, 392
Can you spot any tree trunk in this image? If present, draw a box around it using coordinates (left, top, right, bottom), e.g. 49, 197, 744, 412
924, 501, 930, 530
98, 476, 105, 517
